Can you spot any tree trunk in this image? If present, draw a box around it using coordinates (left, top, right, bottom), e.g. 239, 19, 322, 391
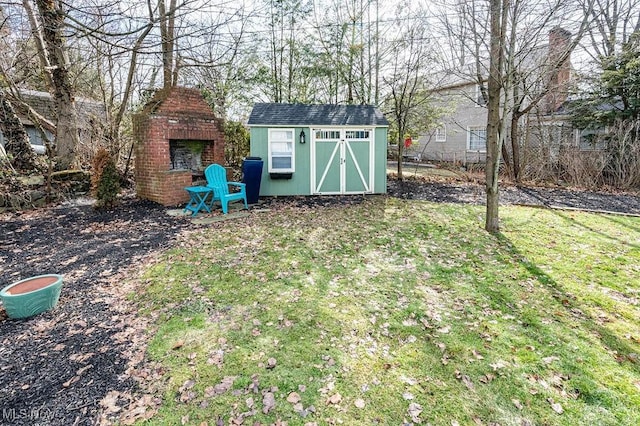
397, 132, 404, 180
510, 112, 522, 182
0, 90, 37, 171
501, 141, 512, 180
22, 0, 54, 89
35, 0, 80, 170
159, 0, 178, 89
485, 0, 508, 233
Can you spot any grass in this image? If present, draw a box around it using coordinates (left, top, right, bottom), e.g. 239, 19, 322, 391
133, 197, 640, 425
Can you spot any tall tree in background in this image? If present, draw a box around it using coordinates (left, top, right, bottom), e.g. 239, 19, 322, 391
264, 0, 311, 103
158, 0, 178, 89
436, 0, 592, 230
383, 10, 438, 180
484, 0, 509, 232
311, 0, 383, 105
32, 0, 81, 169
437, 0, 588, 181
579, 0, 640, 61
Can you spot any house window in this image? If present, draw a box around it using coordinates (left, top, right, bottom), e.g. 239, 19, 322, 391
468, 126, 486, 151
268, 128, 295, 173
435, 125, 446, 142
475, 84, 487, 106
577, 127, 607, 151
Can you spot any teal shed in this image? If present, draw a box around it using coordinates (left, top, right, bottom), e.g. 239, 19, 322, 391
247, 103, 389, 196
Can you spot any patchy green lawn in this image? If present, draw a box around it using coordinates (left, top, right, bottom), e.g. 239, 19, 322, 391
134, 197, 640, 425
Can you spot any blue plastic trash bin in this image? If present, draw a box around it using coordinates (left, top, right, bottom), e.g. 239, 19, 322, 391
242, 157, 263, 204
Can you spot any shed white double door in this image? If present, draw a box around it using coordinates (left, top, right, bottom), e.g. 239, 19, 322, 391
311, 128, 374, 195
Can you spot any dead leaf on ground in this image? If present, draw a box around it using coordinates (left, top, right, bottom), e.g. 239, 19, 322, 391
400, 376, 417, 385
172, 340, 184, 350
180, 391, 196, 403
62, 374, 80, 388
479, 373, 495, 384
354, 398, 366, 408
287, 392, 301, 404
489, 360, 509, 370
207, 350, 224, 368
205, 376, 236, 398
437, 325, 451, 334
326, 393, 342, 405
266, 357, 277, 369
100, 391, 122, 414
408, 402, 423, 423
248, 374, 260, 394
455, 370, 474, 390
179, 379, 195, 392
262, 392, 276, 414
512, 399, 524, 410
547, 398, 564, 414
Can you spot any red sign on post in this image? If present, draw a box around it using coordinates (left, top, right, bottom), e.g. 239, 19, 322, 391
404, 137, 412, 148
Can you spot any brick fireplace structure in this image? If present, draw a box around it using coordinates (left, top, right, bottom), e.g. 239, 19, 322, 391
133, 87, 225, 206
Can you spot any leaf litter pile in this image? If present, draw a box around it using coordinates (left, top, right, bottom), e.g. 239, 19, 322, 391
0, 178, 638, 425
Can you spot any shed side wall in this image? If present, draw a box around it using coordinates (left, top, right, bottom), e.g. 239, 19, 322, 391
250, 126, 311, 196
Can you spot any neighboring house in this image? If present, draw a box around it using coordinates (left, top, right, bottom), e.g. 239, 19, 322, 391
420, 27, 576, 164
0, 89, 106, 155
419, 80, 489, 164
528, 99, 617, 160
247, 103, 389, 196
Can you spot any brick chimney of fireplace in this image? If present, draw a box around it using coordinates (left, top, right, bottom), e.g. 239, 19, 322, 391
133, 87, 225, 206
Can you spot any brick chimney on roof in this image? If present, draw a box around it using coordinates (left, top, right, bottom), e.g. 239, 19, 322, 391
543, 27, 572, 113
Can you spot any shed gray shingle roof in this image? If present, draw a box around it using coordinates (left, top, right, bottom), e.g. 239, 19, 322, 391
248, 103, 389, 126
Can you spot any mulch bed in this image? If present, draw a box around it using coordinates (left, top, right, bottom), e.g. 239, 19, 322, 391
388, 178, 640, 215
0, 197, 191, 426
0, 179, 638, 425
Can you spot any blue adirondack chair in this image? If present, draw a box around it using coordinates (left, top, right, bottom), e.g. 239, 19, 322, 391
204, 164, 249, 214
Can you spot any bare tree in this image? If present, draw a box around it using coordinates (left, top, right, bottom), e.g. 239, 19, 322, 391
435, 0, 593, 230
383, 12, 440, 180
579, 0, 640, 61
310, 0, 384, 105
26, 0, 81, 170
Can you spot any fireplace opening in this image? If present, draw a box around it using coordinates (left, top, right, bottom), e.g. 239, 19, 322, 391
169, 140, 207, 172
